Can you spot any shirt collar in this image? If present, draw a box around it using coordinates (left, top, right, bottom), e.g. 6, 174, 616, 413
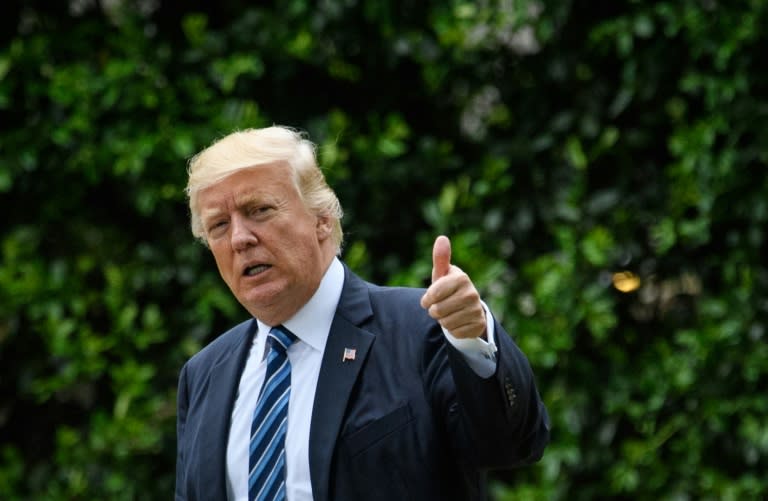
256, 257, 345, 353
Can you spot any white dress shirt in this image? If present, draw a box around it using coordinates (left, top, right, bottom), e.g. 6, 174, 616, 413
225, 258, 498, 500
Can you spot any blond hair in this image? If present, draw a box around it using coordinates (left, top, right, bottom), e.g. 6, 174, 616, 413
186, 126, 344, 252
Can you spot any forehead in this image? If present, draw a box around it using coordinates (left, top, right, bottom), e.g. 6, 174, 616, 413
198, 163, 297, 206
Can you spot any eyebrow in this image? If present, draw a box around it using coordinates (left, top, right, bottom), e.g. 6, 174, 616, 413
200, 207, 224, 222
199, 193, 267, 223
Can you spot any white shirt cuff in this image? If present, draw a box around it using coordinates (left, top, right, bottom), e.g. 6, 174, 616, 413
442, 301, 498, 378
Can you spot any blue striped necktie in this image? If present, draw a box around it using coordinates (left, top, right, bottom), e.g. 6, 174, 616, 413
249, 325, 298, 501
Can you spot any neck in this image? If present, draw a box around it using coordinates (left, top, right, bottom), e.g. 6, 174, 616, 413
250, 252, 336, 326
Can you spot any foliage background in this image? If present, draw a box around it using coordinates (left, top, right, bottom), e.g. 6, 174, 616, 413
2, 0, 767, 499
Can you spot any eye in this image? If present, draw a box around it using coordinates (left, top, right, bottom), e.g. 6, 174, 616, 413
248, 205, 274, 218
206, 219, 228, 236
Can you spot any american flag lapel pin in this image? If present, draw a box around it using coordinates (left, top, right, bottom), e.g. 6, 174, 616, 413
342, 347, 356, 362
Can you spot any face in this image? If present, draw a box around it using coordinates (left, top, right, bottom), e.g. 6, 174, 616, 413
196, 162, 336, 325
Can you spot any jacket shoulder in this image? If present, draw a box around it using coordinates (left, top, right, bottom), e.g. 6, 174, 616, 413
183, 318, 255, 372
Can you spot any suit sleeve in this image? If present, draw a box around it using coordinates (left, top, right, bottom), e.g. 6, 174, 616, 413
427, 316, 550, 470
175, 363, 190, 500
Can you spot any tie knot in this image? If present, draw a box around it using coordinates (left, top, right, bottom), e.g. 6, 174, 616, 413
268, 325, 298, 354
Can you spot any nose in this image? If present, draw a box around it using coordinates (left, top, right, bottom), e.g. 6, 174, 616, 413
230, 213, 257, 251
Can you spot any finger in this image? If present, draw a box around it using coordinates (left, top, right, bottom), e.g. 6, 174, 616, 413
424, 280, 477, 317
431, 235, 452, 283
422, 264, 471, 309
426, 307, 486, 339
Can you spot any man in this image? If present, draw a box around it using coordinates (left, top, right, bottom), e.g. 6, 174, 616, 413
176, 126, 549, 501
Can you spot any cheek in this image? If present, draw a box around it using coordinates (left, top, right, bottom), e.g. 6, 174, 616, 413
210, 249, 234, 276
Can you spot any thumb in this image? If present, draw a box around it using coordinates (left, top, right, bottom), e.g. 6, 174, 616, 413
431, 235, 452, 283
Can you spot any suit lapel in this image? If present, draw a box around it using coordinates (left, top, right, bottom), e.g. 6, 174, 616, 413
309, 268, 374, 501
198, 319, 257, 499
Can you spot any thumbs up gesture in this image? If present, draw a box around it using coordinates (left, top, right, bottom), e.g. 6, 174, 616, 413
420, 235, 487, 339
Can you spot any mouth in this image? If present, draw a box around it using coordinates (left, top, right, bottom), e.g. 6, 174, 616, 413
243, 264, 272, 277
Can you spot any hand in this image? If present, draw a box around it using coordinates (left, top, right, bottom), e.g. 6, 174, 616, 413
420, 235, 487, 339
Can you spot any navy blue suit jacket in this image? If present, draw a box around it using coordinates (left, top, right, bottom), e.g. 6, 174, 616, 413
176, 265, 549, 500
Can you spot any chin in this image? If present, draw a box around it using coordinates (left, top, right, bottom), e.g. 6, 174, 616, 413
238, 284, 284, 310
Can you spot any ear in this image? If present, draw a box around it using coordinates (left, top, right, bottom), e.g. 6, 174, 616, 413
315, 214, 332, 241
